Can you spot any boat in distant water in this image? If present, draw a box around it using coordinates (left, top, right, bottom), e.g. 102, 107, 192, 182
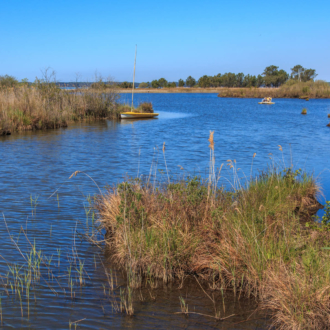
121, 46, 158, 119
120, 112, 159, 119
258, 97, 275, 104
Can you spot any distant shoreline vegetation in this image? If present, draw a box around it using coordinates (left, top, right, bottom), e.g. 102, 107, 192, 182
116, 64, 325, 89
0, 74, 120, 136
60, 64, 329, 98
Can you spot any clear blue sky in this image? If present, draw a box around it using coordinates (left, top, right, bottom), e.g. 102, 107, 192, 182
1, 0, 329, 82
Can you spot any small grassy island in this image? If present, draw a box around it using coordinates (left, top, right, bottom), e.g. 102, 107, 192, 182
95, 136, 330, 329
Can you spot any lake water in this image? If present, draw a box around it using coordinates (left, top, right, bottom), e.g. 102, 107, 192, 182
0, 93, 329, 329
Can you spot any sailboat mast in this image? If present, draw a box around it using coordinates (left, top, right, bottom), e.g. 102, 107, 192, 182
131, 45, 137, 110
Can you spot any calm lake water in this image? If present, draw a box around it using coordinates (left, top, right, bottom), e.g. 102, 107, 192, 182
0, 93, 329, 329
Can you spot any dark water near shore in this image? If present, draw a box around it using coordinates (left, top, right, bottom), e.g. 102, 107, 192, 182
0, 94, 330, 329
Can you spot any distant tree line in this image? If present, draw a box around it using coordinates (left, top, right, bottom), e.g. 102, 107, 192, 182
0, 64, 320, 90
132, 65, 318, 89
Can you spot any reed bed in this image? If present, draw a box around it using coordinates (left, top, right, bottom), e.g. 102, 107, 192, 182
217, 80, 330, 99
95, 137, 330, 329
0, 84, 119, 135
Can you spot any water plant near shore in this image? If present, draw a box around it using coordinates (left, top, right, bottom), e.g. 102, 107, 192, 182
0, 83, 119, 135
95, 135, 330, 329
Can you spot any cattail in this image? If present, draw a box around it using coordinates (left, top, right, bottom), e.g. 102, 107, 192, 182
208, 131, 214, 150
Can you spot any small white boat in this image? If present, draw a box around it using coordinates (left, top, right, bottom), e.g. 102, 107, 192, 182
259, 97, 275, 105
120, 112, 159, 119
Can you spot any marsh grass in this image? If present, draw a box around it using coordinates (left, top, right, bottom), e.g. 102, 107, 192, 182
0, 84, 119, 135
217, 80, 330, 99
301, 108, 307, 115
95, 135, 330, 329
116, 101, 154, 114
137, 102, 153, 113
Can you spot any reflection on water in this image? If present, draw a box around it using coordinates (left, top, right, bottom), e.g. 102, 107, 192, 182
1, 93, 330, 328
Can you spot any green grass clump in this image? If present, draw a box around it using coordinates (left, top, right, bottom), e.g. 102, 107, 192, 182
301, 108, 307, 115
95, 163, 330, 329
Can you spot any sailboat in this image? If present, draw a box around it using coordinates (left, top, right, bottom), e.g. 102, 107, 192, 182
120, 46, 159, 119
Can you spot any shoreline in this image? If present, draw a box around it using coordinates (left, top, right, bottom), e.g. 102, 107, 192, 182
102, 87, 330, 98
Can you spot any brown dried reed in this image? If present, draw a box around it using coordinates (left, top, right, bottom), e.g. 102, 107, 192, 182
0, 85, 119, 135
217, 80, 330, 99
95, 157, 329, 329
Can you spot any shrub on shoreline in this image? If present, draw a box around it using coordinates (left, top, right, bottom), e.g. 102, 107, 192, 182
217, 80, 330, 99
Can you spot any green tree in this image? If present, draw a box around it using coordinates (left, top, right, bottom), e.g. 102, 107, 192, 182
256, 74, 264, 87
198, 75, 211, 88
138, 82, 150, 88
262, 65, 288, 87
210, 74, 222, 87
186, 76, 196, 87
290, 65, 317, 82
236, 73, 244, 87
167, 82, 176, 88
262, 65, 278, 87
277, 69, 289, 86
243, 74, 257, 87
290, 65, 304, 81
222, 73, 237, 87
119, 81, 132, 88
151, 80, 160, 88
302, 69, 317, 82
178, 79, 185, 87
0, 75, 19, 88
158, 78, 168, 88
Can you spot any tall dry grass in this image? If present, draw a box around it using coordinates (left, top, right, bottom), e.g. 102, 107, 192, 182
0, 84, 119, 135
95, 136, 330, 329
217, 80, 330, 99
115, 101, 154, 114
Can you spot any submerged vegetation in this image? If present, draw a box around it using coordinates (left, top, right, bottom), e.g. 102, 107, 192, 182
94, 136, 330, 329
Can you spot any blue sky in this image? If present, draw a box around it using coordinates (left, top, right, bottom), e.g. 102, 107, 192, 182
1, 0, 329, 82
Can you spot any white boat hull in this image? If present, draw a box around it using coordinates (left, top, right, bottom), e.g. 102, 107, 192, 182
120, 112, 159, 119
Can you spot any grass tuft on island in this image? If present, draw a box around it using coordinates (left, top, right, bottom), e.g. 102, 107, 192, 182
217, 80, 330, 99
95, 161, 330, 329
116, 102, 154, 114
0, 82, 119, 135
